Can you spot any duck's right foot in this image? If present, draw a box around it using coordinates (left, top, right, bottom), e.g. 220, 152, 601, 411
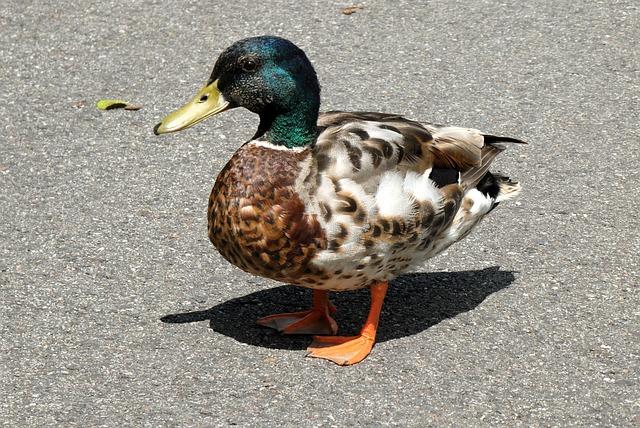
256, 290, 338, 335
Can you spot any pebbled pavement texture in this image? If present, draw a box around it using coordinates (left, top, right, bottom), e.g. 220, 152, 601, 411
1, 1, 638, 426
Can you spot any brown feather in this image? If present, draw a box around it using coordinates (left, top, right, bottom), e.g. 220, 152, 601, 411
208, 144, 327, 284
460, 144, 504, 188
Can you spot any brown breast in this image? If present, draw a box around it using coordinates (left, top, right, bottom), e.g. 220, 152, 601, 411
207, 143, 327, 284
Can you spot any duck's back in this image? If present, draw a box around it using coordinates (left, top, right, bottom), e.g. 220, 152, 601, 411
208, 112, 523, 291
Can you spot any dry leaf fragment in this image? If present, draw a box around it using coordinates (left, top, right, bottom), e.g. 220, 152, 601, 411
123, 103, 143, 111
341, 4, 364, 15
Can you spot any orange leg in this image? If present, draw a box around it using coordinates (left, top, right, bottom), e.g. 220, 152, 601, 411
256, 290, 338, 335
307, 281, 388, 366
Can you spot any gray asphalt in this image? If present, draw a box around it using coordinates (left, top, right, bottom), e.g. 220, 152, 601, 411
1, 1, 638, 426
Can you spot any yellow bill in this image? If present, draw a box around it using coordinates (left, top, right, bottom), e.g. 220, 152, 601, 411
154, 80, 230, 135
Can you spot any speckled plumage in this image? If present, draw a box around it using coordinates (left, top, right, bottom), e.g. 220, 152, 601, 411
208, 111, 523, 291
207, 142, 328, 284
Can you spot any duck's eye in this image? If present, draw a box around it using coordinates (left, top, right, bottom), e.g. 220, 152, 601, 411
241, 58, 259, 72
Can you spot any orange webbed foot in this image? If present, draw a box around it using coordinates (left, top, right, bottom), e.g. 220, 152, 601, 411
257, 308, 337, 335
306, 334, 375, 365
306, 281, 388, 366
256, 290, 338, 335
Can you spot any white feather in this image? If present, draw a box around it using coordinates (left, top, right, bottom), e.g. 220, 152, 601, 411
403, 170, 443, 208
375, 171, 414, 218
250, 140, 306, 152
466, 188, 494, 215
362, 123, 404, 143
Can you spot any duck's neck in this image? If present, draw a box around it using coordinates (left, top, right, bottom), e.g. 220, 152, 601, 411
257, 98, 319, 149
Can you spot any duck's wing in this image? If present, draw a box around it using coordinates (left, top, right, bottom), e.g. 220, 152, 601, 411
315, 111, 526, 188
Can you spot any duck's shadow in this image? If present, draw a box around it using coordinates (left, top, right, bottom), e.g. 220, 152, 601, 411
161, 266, 515, 350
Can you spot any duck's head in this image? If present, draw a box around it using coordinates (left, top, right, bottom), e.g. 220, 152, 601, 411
154, 36, 321, 148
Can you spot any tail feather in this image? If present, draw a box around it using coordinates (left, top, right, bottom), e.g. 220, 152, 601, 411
494, 175, 521, 202
460, 133, 526, 189
483, 134, 528, 145
476, 172, 521, 212
461, 144, 503, 188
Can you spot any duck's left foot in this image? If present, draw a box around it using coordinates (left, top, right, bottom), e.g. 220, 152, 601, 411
256, 290, 338, 335
306, 334, 375, 365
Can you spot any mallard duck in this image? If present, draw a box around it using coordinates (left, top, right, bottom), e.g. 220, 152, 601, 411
154, 36, 525, 365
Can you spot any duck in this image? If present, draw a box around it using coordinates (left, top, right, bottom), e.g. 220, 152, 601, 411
154, 35, 525, 365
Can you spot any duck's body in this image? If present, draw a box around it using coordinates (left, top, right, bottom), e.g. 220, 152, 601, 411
209, 111, 521, 292
155, 36, 524, 365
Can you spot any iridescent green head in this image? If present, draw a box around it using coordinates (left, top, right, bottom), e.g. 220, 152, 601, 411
154, 36, 321, 148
